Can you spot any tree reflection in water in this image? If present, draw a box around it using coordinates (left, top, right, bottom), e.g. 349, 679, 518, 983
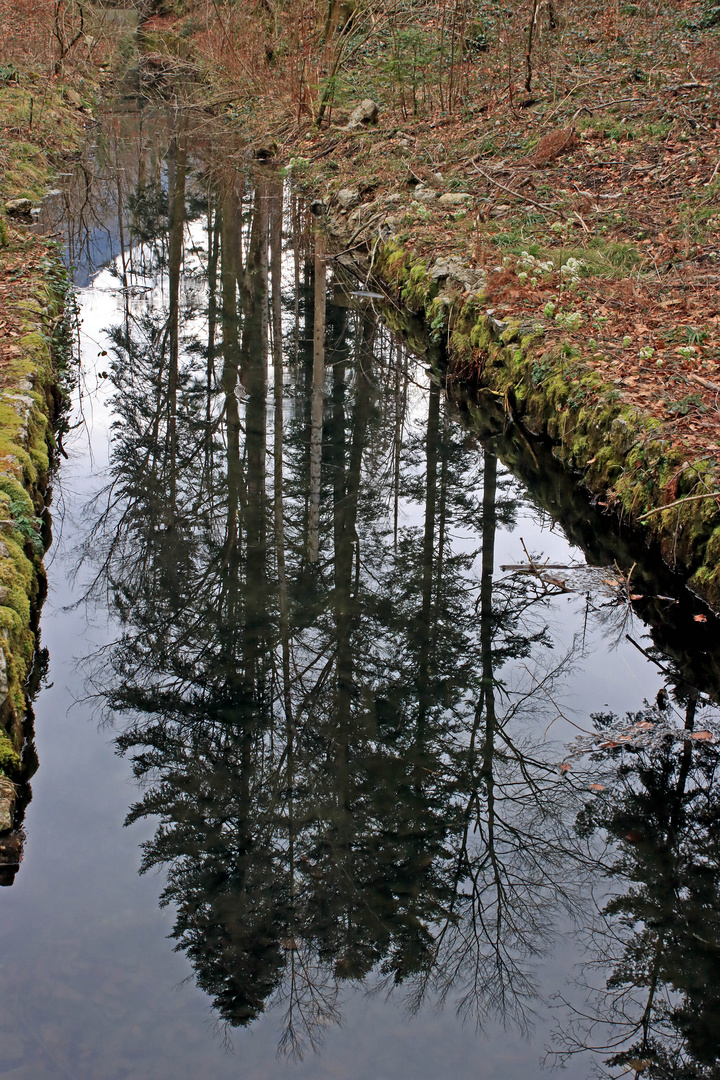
550, 683, 720, 1078
72, 129, 720, 1075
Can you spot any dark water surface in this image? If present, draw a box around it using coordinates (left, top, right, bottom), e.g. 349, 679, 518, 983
2, 98, 720, 1080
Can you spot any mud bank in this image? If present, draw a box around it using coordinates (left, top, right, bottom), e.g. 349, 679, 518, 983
309, 195, 720, 612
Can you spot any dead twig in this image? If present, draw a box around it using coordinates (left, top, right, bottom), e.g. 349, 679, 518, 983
638, 492, 720, 522
472, 165, 563, 217
687, 373, 720, 394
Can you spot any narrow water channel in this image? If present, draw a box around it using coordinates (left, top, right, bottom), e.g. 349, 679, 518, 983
1, 95, 719, 1080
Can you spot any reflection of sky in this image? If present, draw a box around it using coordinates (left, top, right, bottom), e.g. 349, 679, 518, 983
0, 183, 690, 1080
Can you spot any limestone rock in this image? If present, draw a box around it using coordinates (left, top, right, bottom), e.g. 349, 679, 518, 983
0, 649, 8, 710
486, 313, 508, 336
348, 200, 379, 226
4, 393, 34, 413
0, 777, 15, 834
413, 186, 437, 204
64, 87, 83, 109
437, 192, 473, 208
611, 416, 633, 455
0, 828, 23, 885
336, 187, 361, 211
4, 198, 32, 218
348, 98, 379, 127
430, 255, 485, 291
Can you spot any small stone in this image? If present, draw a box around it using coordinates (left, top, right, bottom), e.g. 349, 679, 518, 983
348, 98, 379, 127
487, 314, 508, 336
430, 255, 484, 291
438, 192, 473, 208
414, 186, 437, 204
64, 87, 83, 109
336, 187, 361, 211
0, 777, 15, 834
0, 649, 8, 707
4, 198, 32, 218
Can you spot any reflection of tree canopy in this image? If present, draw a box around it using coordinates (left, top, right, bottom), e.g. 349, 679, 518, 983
551, 691, 720, 1078
75, 150, 720, 1070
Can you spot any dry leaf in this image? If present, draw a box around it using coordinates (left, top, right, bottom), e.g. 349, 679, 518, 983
694, 614, 707, 622
560, 762, 571, 773
689, 731, 714, 741
589, 783, 606, 792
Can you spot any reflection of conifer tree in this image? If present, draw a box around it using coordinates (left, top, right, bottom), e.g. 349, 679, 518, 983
553, 692, 720, 1078
82, 165, 620, 1058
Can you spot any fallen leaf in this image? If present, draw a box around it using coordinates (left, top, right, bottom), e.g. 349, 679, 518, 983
694, 614, 707, 622
560, 762, 571, 772
689, 731, 714, 741
589, 783, 606, 791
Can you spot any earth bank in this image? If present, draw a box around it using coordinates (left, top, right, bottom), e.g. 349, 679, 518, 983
0, 10, 110, 821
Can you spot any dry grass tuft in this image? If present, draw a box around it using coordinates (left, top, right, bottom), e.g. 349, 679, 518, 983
531, 129, 578, 167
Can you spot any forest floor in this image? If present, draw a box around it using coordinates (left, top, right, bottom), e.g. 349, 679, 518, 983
292, 78, 720, 466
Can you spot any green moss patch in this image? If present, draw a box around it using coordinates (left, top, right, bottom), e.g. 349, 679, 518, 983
0, 261, 64, 779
